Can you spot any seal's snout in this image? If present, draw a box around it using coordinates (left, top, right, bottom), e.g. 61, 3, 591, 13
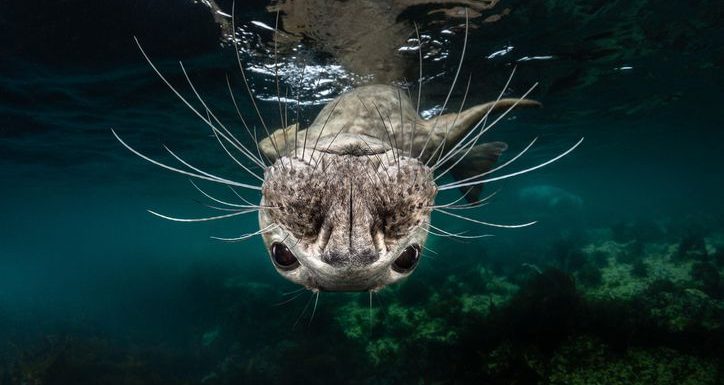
321, 249, 379, 267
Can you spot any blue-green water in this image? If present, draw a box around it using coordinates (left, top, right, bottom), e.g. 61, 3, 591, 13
1, 1, 723, 384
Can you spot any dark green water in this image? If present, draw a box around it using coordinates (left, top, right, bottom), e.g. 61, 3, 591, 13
1, 1, 723, 384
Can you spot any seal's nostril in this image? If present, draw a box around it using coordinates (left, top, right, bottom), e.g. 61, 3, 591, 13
356, 249, 379, 265
322, 249, 379, 267
322, 251, 346, 267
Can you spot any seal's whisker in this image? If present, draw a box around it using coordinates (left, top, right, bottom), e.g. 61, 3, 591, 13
282, 287, 307, 296
178, 61, 266, 172
434, 82, 539, 172
162, 144, 261, 190
410, 22, 423, 158
426, 74, 472, 166
437, 137, 538, 186
384, 113, 401, 165
357, 137, 391, 179
199, 203, 253, 212
133, 37, 265, 170
356, 97, 394, 165
436, 200, 490, 210
370, 101, 400, 166
293, 62, 308, 159
112, 130, 259, 189
231, 1, 283, 161
228, 186, 257, 207
421, 223, 490, 239
435, 208, 537, 229
284, 87, 290, 134
360, 168, 388, 208
312, 123, 349, 173
147, 208, 258, 223
211, 224, 278, 242
368, 291, 373, 327
430, 188, 480, 208
427, 222, 495, 239
397, 88, 405, 157
421, 244, 438, 255
431, 200, 489, 210
384, 110, 401, 163
273, 290, 306, 307
310, 97, 344, 165
293, 291, 316, 329
189, 180, 262, 209
225, 75, 269, 165
308, 290, 320, 326
272, 9, 290, 156
418, 8, 469, 160
206, 119, 265, 182
440, 137, 584, 191
433, 66, 518, 169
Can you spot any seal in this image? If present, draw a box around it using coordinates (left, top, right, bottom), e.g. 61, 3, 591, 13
113, 2, 583, 293
256, 84, 543, 291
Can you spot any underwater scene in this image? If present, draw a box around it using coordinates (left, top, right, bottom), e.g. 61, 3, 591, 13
1, 0, 723, 383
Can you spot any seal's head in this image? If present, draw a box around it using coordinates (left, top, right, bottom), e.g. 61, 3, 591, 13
260, 152, 436, 291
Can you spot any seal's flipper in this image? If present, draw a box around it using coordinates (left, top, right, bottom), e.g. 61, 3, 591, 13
259, 123, 301, 161
419, 98, 540, 162
448, 142, 507, 203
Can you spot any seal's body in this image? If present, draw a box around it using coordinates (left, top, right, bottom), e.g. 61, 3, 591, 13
257, 85, 539, 291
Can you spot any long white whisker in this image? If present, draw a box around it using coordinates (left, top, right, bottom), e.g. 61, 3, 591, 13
410, 22, 423, 158
200, 203, 252, 212
211, 224, 277, 242
310, 98, 345, 168
434, 66, 517, 168
189, 180, 262, 209
133, 37, 264, 169
228, 186, 257, 207
368, 291, 373, 327
147, 208, 257, 222
440, 137, 584, 191
436, 208, 536, 228
293, 291, 315, 329
431, 189, 499, 209
162, 144, 260, 191
231, 2, 282, 160
435, 137, 538, 185
428, 74, 472, 166
225, 75, 267, 165
426, 222, 494, 239
206, 123, 265, 182
112, 129, 260, 189
273, 290, 306, 307
433, 81, 539, 175
421, 244, 438, 255
272, 9, 289, 155
308, 290, 320, 326
418, 9, 469, 160
355, 97, 394, 165
282, 287, 307, 296
370, 101, 400, 166
177, 61, 266, 173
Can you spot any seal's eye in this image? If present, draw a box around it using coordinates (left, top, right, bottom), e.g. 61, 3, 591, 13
271, 242, 299, 270
392, 244, 420, 273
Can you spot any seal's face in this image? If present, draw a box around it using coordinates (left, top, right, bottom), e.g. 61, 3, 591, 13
260, 153, 436, 291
